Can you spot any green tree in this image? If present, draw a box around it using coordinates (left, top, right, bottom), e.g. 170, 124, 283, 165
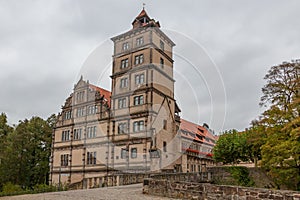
0, 116, 53, 189
213, 129, 251, 164
245, 123, 267, 167
257, 60, 300, 190
0, 113, 13, 190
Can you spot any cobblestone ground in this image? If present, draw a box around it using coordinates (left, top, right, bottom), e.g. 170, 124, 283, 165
0, 184, 175, 200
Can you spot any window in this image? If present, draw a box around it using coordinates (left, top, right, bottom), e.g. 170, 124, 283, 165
136, 37, 144, 46
87, 152, 97, 165
163, 141, 167, 152
160, 58, 164, 68
87, 126, 96, 138
163, 120, 167, 130
149, 150, 160, 158
134, 95, 144, 106
134, 54, 144, 65
120, 58, 129, 69
61, 154, 69, 166
131, 148, 137, 158
87, 105, 98, 115
118, 98, 126, 109
160, 40, 164, 51
64, 110, 72, 120
62, 130, 70, 141
76, 91, 85, 102
120, 78, 128, 88
133, 121, 144, 132
122, 42, 129, 50
118, 123, 127, 134
135, 74, 145, 85
121, 148, 128, 159
74, 128, 82, 140
76, 107, 85, 117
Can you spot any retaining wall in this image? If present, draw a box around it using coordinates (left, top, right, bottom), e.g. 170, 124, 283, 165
143, 179, 300, 200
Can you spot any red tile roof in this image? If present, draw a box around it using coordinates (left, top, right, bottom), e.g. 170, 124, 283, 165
89, 84, 111, 107
180, 119, 217, 146
136, 9, 150, 19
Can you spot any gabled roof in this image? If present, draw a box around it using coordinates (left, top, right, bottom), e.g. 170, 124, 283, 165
136, 9, 150, 19
131, 9, 160, 29
73, 77, 111, 108
89, 84, 111, 107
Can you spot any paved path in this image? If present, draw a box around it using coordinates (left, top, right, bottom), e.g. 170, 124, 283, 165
0, 184, 175, 200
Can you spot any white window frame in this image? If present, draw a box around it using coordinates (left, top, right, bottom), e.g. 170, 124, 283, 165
118, 122, 127, 134
122, 42, 129, 51
120, 78, 128, 88
133, 120, 144, 132
118, 98, 127, 109
134, 95, 144, 106
135, 74, 145, 85
134, 54, 144, 65
87, 126, 97, 138
121, 58, 129, 69
136, 37, 144, 46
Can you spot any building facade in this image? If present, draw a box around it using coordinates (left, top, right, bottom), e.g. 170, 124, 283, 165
50, 9, 217, 187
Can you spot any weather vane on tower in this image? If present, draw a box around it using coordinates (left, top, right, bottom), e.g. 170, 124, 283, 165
143, 3, 145, 10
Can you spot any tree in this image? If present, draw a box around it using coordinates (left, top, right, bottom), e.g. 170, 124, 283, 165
257, 60, 300, 190
245, 122, 267, 167
0, 116, 53, 189
213, 129, 251, 164
0, 113, 13, 189
260, 61, 300, 112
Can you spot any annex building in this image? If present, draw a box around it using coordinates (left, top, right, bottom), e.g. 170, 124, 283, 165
50, 9, 217, 187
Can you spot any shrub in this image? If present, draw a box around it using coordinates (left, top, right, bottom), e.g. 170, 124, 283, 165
226, 166, 255, 187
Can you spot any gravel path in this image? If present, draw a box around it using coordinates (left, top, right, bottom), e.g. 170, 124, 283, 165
0, 184, 175, 200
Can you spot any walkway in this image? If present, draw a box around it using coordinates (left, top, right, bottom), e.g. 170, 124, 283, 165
0, 184, 175, 200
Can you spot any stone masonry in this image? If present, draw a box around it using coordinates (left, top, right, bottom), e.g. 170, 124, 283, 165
143, 179, 300, 200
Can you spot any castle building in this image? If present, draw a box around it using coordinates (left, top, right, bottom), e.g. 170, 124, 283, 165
50, 9, 217, 187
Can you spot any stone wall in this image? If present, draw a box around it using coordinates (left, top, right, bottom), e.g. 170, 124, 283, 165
71, 172, 212, 189
208, 166, 275, 188
143, 179, 300, 200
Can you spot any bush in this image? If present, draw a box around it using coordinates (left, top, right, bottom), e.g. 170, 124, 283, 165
0, 182, 65, 197
0, 182, 27, 196
33, 184, 58, 193
2, 182, 22, 193
226, 166, 255, 187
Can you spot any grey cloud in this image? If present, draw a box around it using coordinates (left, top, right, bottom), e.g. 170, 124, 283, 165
1, 0, 300, 133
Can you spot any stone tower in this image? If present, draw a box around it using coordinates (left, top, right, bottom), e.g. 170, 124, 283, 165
109, 9, 181, 172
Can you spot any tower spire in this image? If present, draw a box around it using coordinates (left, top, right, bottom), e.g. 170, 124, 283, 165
143, 3, 145, 10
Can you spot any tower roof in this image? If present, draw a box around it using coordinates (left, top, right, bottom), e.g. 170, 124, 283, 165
132, 9, 160, 29
136, 9, 150, 19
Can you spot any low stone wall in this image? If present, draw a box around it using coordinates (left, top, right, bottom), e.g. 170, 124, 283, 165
143, 179, 300, 200
150, 172, 212, 183
79, 172, 212, 189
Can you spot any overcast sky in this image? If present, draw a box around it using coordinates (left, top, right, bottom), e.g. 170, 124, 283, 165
1, 0, 299, 133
